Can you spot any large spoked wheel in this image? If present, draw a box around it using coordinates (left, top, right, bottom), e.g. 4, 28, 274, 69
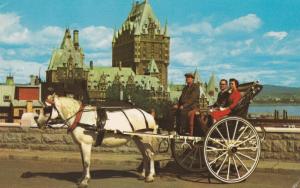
203, 116, 261, 183
171, 137, 206, 172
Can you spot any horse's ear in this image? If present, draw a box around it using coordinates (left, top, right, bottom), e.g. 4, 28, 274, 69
47, 87, 54, 93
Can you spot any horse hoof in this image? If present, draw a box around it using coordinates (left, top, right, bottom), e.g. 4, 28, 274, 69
78, 183, 88, 188
138, 176, 145, 180
145, 177, 154, 183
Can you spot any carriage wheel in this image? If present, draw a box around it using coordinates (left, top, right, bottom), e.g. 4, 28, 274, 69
203, 116, 260, 183
171, 138, 206, 172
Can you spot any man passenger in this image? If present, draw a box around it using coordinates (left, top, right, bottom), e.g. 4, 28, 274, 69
212, 79, 230, 109
174, 73, 200, 135
211, 78, 241, 122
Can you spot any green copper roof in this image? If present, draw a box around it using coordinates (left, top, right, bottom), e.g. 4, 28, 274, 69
115, 0, 167, 38
48, 29, 87, 71
88, 66, 163, 91
193, 68, 202, 84
207, 72, 218, 96
146, 59, 159, 74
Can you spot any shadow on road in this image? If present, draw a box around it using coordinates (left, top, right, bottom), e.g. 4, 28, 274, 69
20, 161, 223, 184
158, 161, 222, 184
20, 169, 140, 183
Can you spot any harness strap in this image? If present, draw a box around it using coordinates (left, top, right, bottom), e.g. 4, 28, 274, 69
67, 104, 85, 133
136, 108, 149, 129
120, 109, 135, 132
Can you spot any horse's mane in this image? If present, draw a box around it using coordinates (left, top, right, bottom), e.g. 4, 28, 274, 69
56, 96, 82, 119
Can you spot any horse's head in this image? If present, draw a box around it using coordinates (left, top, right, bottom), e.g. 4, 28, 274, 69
34, 93, 59, 129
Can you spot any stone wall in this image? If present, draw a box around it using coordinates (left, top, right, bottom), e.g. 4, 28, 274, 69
261, 132, 300, 161
0, 127, 139, 153
0, 127, 300, 161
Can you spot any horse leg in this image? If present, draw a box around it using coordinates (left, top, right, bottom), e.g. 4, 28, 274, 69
78, 143, 92, 188
144, 146, 155, 183
133, 137, 148, 180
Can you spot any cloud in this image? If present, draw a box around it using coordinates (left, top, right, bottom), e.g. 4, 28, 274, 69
170, 22, 213, 36
172, 51, 205, 66
80, 26, 113, 50
215, 14, 262, 34
263, 31, 288, 40
0, 57, 48, 84
0, 13, 30, 44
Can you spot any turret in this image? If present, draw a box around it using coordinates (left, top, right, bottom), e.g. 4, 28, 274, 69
73, 30, 79, 49
6, 75, 14, 85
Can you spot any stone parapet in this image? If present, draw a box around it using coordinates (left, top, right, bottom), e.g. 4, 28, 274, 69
0, 127, 300, 161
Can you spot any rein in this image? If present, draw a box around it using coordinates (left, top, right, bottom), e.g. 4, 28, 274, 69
45, 102, 92, 132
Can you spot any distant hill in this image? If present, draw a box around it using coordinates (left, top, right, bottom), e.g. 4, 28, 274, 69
254, 85, 300, 103
258, 85, 300, 97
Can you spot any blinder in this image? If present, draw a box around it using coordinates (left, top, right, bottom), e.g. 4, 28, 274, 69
43, 106, 53, 115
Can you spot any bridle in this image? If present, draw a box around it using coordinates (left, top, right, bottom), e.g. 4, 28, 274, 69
42, 99, 84, 129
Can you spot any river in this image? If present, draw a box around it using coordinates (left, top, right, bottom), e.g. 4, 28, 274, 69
249, 104, 300, 116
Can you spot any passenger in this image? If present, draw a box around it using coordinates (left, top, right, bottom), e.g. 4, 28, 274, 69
174, 73, 200, 135
211, 79, 230, 109
211, 78, 241, 122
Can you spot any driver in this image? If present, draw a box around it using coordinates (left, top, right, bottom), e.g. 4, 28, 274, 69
174, 73, 200, 135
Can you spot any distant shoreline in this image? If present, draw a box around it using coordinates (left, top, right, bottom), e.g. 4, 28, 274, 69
251, 103, 300, 106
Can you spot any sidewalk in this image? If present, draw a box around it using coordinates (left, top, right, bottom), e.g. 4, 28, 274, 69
0, 148, 299, 174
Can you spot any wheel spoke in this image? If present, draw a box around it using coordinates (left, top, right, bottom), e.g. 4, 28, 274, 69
216, 127, 228, 144
236, 151, 256, 161
234, 153, 249, 171
232, 120, 239, 140
232, 155, 240, 178
217, 154, 228, 175
189, 147, 197, 168
235, 135, 256, 147
199, 146, 203, 168
179, 148, 194, 165
225, 121, 230, 142
237, 146, 258, 151
227, 156, 231, 180
207, 147, 227, 152
234, 126, 248, 144
208, 137, 227, 148
209, 150, 227, 165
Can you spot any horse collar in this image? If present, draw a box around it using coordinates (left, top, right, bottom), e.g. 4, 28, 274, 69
67, 104, 85, 133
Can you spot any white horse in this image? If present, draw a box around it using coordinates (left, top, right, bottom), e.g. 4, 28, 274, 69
35, 94, 158, 187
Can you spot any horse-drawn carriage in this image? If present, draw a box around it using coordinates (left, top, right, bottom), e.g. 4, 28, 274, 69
35, 81, 264, 187
170, 81, 263, 183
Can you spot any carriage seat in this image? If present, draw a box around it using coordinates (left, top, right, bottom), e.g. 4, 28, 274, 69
229, 81, 263, 118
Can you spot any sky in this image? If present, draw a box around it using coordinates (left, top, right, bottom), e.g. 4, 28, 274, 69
0, 0, 299, 87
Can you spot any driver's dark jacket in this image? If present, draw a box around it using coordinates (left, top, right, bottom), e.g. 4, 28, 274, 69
178, 83, 200, 111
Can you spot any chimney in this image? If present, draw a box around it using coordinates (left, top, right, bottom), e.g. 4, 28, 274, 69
30, 75, 35, 85
90, 60, 93, 70
73, 30, 79, 49
119, 61, 122, 70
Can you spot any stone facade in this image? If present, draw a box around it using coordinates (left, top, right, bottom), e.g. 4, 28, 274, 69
112, 0, 170, 88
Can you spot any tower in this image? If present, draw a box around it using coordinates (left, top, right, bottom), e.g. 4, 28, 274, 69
112, 0, 170, 88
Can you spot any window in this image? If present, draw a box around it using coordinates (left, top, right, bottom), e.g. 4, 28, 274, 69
36, 110, 40, 115
3, 95, 11, 102
19, 110, 24, 117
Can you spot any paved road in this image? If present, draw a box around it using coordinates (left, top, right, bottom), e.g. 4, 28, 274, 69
0, 159, 300, 188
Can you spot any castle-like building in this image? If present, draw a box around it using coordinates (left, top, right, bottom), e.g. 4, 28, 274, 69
44, 0, 169, 104
43, 0, 217, 107
112, 0, 170, 88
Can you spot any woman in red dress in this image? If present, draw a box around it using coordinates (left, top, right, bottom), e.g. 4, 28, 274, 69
211, 78, 241, 122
